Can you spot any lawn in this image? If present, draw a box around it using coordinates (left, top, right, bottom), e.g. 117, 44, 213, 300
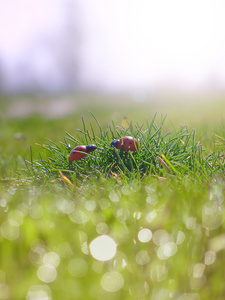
0, 93, 225, 300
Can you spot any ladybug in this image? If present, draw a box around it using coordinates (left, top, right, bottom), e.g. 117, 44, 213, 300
69, 144, 97, 161
110, 136, 138, 151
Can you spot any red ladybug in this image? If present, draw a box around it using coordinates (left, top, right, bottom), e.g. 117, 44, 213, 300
110, 136, 138, 151
69, 144, 97, 161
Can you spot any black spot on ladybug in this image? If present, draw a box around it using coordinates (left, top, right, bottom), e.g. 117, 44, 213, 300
130, 141, 132, 144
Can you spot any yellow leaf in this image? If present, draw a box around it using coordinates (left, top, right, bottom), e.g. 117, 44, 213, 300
59, 171, 73, 185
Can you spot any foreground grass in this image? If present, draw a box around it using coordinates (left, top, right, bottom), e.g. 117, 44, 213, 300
1, 177, 225, 299
0, 94, 225, 299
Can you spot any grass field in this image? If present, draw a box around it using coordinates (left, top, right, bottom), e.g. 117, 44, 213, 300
0, 93, 225, 300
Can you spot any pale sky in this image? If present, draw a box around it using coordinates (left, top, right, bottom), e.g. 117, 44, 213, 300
0, 0, 62, 57
0, 0, 225, 92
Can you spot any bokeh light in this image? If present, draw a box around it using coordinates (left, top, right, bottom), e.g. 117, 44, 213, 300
43, 252, 60, 268
190, 275, 206, 290
26, 284, 52, 300
136, 250, 150, 265
157, 242, 178, 260
89, 235, 117, 261
176, 231, 186, 245
202, 202, 223, 230
138, 228, 152, 243
29, 204, 44, 220
8, 209, 24, 226
109, 191, 121, 203
29, 241, 46, 266
68, 258, 88, 278
185, 217, 196, 230
193, 263, 205, 278
57, 242, 73, 259
85, 200, 96, 211
204, 251, 216, 265
69, 209, 89, 224
208, 233, 225, 252
101, 271, 124, 292
1, 221, 19, 241
146, 210, 157, 223
37, 265, 57, 283
96, 222, 108, 235
153, 229, 170, 246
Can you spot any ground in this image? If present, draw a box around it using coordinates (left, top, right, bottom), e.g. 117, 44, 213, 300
0, 93, 225, 300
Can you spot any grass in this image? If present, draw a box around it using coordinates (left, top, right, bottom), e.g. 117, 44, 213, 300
25, 112, 224, 183
0, 94, 225, 300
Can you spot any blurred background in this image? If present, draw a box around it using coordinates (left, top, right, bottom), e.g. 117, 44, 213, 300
1, 0, 225, 122
1, 0, 225, 95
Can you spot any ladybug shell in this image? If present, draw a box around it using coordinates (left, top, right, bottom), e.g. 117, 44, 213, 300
69, 144, 97, 161
118, 136, 138, 151
69, 145, 87, 161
